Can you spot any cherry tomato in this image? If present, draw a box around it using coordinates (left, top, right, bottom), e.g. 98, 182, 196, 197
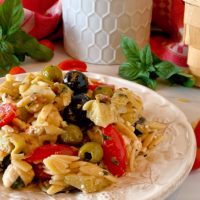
0, 103, 16, 127
192, 148, 200, 170
39, 40, 55, 51
9, 66, 26, 75
25, 144, 78, 164
58, 59, 87, 72
194, 121, 200, 147
102, 124, 127, 177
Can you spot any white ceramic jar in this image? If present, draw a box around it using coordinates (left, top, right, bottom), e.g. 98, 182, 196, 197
62, 0, 153, 64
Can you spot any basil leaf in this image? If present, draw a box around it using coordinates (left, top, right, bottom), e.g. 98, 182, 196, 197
152, 53, 161, 65
119, 61, 149, 81
0, 26, 2, 40
0, 52, 19, 76
0, 40, 14, 53
136, 77, 157, 90
168, 72, 195, 87
7, 30, 53, 61
15, 52, 26, 62
155, 61, 181, 79
119, 36, 195, 89
144, 78, 157, 90
139, 45, 153, 66
0, 0, 24, 36
120, 36, 140, 61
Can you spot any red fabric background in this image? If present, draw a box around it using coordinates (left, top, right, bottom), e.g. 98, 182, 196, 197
20, 0, 187, 67
151, 0, 187, 67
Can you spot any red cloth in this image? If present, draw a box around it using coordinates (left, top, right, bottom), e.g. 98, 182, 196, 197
21, 0, 62, 40
151, 0, 187, 67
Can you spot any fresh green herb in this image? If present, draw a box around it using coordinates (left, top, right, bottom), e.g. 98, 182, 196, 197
0, 0, 53, 77
11, 177, 25, 189
102, 134, 111, 141
119, 36, 195, 89
111, 157, 119, 166
103, 170, 109, 176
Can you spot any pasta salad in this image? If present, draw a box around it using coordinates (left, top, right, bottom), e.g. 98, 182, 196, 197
0, 65, 166, 195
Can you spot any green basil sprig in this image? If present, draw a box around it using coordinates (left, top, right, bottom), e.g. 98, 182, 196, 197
119, 36, 195, 90
0, 0, 53, 76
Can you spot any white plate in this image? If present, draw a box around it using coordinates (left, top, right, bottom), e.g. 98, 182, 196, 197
0, 72, 196, 200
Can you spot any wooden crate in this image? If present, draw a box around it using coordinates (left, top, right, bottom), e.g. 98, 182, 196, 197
184, 0, 200, 86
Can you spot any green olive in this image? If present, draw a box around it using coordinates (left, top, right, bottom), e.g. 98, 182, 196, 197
42, 65, 63, 82
78, 142, 103, 163
60, 124, 83, 145
93, 86, 114, 97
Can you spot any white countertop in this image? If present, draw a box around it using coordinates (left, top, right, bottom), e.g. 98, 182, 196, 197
22, 43, 200, 200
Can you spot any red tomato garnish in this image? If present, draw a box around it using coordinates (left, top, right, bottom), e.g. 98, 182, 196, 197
194, 121, 200, 147
58, 59, 87, 72
39, 40, 55, 51
25, 144, 78, 164
0, 103, 16, 127
9, 66, 26, 75
102, 124, 127, 177
192, 148, 200, 170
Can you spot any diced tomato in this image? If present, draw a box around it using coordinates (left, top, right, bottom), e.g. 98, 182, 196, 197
194, 120, 200, 147
39, 40, 55, 51
58, 59, 87, 72
88, 82, 114, 91
102, 124, 127, 177
9, 66, 26, 75
0, 103, 16, 127
25, 144, 78, 164
32, 163, 51, 181
25, 144, 78, 180
88, 82, 105, 91
192, 148, 200, 170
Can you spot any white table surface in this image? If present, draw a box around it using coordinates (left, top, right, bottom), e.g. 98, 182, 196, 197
22, 43, 200, 200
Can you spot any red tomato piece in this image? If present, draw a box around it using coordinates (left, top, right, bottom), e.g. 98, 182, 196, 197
32, 163, 51, 181
194, 121, 200, 147
192, 148, 200, 170
58, 59, 87, 72
9, 66, 26, 75
0, 103, 16, 127
102, 124, 127, 177
39, 40, 55, 51
88, 83, 115, 91
25, 144, 78, 164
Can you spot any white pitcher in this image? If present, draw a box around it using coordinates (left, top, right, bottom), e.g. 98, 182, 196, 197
62, 0, 153, 64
